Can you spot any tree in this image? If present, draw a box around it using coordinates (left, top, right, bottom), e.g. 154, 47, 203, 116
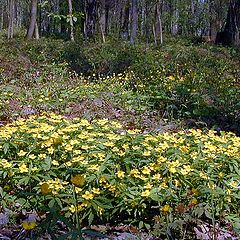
223, 0, 240, 46
153, 0, 163, 45
68, 0, 74, 41
130, 0, 138, 44
85, 0, 97, 38
27, 0, 38, 40
121, 0, 130, 39
8, 0, 15, 39
216, 0, 240, 46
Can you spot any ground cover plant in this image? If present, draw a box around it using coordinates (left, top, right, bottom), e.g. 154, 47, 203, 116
0, 113, 240, 239
0, 35, 240, 134
0, 34, 240, 239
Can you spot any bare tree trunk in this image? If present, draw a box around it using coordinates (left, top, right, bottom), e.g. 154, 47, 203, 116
85, 0, 97, 38
216, 0, 240, 46
68, 0, 74, 41
0, 0, 6, 31
144, 1, 149, 44
0, 10, 3, 31
140, 0, 145, 36
171, 1, 178, 35
209, 0, 220, 42
158, 4, 163, 45
8, 0, 14, 39
27, 0, 38, 40
154, 1, 163, 45
224, 0, 240, 45
99, 0, 106, 42
130, 0, 137, 44
121, 0, 130, 39
35, 22, 39, 39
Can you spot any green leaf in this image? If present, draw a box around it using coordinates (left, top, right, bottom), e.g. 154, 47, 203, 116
48, 199, 55, 208
3, 143, 9, 154
139, 221, 144, 229
88, 212, 94, 225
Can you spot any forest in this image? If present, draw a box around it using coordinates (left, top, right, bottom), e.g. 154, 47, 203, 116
0, 0, 240, 239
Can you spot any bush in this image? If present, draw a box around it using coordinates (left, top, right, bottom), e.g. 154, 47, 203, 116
63, 42, 91, 75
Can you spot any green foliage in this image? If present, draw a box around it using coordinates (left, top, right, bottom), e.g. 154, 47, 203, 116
62, 42, 91, 75
0, 114, 240, 238
0, 34, 240, 238
0, 34, 239, 132
24, 38, 66, 64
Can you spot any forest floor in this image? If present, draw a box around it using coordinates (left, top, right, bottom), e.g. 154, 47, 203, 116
0, 34, 240, 239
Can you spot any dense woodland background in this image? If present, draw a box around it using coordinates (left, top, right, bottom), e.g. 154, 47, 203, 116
0, 0, 240, 46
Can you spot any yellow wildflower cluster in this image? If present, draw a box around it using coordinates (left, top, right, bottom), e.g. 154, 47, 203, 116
0, 114, 239, 224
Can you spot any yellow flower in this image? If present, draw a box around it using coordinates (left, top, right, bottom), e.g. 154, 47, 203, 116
97, 207, 104, 215
143, 151, 151, 156
167, 76, 175, 80
161, 204, 170, 212
116, 170, 125, 178
82, 191, 94, 200
65, 144, 73, 151
144, 182, 153, 189
152, 174, 161, 181
52, 160, 59, 166
0, 159, 12, 168
218, 172, 224, 178
17, 150, 27, 157
127, 129, 141, 134
69, 205, 76, 213
169, 166, 176, 173
75, 187, 82, 193
200, 172, 208, 180
22, 221, 37, 230
141, 189, 150, 197
96, 118, 109, 125
40, 183, 51, 195
71, 174, 85, 187
142, 167, 151, 175
39, 153, 46, 159
180, 165, 193, 175
19, 163, 28, 173
31, 167, 38, 172
47, 147, 54, 154
88, 164, 100, 171
92, 187, 101, 195
229, 181, 238, 188
29, 154, 36, 160
191, 198, 198, 205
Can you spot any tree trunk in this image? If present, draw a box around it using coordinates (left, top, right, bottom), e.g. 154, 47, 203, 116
154, 1, 163, 45
130, 0, 137, 44
209, 0, 221, 42
27, 0, 38, 40
99, 0, 106, 42
8, 0, 14, 39
68, 0, 74, 41
35, 22, 39, 39
145, 1, 150, 44
224, 0, 240, 45
121, 0, 130, 39
140, 0, 145, 36
0, 10, 3, 31
216, 0, 240, 46
85, 0, 97, 39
